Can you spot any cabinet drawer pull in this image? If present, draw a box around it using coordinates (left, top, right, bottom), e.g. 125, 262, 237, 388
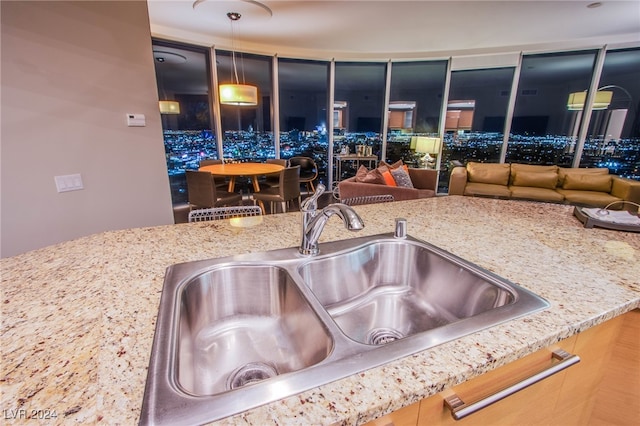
444, 349, 580, 420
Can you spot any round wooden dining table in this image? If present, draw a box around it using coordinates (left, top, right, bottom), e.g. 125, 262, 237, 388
199, 162, 284, 193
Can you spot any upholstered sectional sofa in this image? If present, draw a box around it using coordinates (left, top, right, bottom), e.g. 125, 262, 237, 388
449, 162, 640, 210
337, 162, 437, 201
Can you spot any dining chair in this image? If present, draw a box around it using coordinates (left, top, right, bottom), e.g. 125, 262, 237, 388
252, 166, 301, 214
199, 159, 228, 190
288, 156, 318, 194
261, 158, 289, 189
188, 205, 262, 222
186, 170, 242, 209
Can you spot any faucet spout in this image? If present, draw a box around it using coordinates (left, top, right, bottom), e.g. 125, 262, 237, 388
299, 202, 364, 256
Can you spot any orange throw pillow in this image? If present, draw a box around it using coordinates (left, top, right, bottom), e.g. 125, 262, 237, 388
382, 170, 397, 186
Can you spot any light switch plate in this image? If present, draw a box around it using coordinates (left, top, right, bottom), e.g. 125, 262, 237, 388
55, 174, 84, 193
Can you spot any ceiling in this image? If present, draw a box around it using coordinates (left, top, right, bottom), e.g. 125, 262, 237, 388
147, 0, 640, 59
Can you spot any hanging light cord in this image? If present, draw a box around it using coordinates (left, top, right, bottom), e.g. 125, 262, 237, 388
227, 12, 243, 85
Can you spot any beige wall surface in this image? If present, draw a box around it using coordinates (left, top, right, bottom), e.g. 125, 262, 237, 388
1, 1, 174, 258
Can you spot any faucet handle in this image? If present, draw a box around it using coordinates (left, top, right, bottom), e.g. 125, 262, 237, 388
394, 218, 407, 239
301, 183, 325, 212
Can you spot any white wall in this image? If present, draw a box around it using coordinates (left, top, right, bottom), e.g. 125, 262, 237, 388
1, 1, 174, 258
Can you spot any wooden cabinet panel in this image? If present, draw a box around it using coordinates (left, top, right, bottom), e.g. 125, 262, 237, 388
553, 313, 624, 425
555, 309, 639, 426
417, 336, 577, 426
388, 111, 405, 129
365, 309, 639, 426
590, 309, 640, 424
445, 110, 473, 131
457, 110, 473, 130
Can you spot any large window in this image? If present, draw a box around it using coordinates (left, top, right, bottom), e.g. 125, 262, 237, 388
154, 40, 640, 208
334, 62, 387, 180
506, 51, 598, 166
216, 51, 273, 161
153, 41, 215, 204
440, 67, 515, 191
278, 58, 329, 186
386, 61, 448, 166
580, 48, 640, 179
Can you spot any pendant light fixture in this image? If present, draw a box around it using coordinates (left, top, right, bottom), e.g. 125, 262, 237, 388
159, 100, 181, 114
154, 53, 182, 115
567, 89, 613, 111
219, 12, 258, 106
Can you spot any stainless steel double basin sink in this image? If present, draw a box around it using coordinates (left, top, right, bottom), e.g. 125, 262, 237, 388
140, 232, 549, 425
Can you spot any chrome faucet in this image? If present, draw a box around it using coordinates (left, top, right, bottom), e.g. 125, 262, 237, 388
299, 184, 365, 256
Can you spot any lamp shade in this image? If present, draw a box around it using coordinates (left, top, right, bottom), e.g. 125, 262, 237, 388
567, 91, 613, 111
159, 100, 180, 114
413, 137, 441, 154
219, 84, 258, 106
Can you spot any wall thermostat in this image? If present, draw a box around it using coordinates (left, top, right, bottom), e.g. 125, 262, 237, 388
126, 113, 146, 127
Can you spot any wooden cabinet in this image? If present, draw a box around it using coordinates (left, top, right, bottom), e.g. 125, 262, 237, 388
365, 309, 639, 426
366, 402, 420, 426
388, 110, 414, 130
590, 310, 640, 424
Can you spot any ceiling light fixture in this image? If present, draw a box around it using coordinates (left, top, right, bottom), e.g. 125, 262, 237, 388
567, 89, 613, 111
219, 12, 258, 106
154, 52, 183, 115
159, 100, 181, 114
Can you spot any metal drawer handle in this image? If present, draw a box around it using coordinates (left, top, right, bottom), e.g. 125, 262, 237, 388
444, 349, 580, 420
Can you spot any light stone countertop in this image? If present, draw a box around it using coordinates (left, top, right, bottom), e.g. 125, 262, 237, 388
1, 196, 639, 425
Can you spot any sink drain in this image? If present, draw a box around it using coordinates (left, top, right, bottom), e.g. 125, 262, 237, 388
366, 328, 404, 345
226, 362, 278, 390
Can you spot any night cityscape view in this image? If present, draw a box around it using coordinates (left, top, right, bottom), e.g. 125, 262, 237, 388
164, 130, 640, 204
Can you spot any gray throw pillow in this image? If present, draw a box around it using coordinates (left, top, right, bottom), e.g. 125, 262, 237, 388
391, 167, 414, 188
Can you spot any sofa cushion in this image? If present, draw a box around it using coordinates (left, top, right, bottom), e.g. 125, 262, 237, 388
610, 176, 640, 204
558, 167, 608, 187
510, 163, 559, 174
464, 182, 511, 198
509, 186, 564, 202
381, 170, 397, 186
562, 173, 612, 192
512, 170, 558, 189
355, 165, 386, 185
377, 159, 404, 173
555, 189, 620, 208
391, 167, 414, 188
467, 162, 510, 185
509, 164, 558, 185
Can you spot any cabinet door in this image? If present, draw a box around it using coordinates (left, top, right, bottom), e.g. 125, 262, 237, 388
418, 336, 578, 426
591, 309, 640, 424
554, 310, 639, 425
552, 314, 623, 424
